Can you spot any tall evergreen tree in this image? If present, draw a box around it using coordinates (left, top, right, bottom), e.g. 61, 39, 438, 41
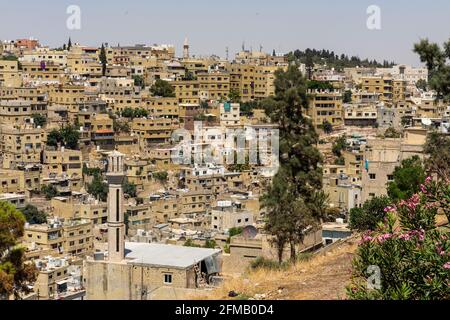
261, 64, 323, 262
99, 43, 107, 76
67, 37, 72, 50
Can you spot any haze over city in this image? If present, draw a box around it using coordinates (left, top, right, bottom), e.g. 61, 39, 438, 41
1, 0, 450, 65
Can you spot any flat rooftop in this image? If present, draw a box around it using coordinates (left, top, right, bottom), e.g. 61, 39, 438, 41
124, 242, 220, 269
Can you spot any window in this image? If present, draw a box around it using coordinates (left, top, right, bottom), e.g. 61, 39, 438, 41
387, 175, 394, 181
369, 174, 376, 180
164, 274, 172, 284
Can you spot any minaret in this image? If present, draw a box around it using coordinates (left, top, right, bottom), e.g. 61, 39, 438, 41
106, 151, 125, 262
183, 37, 190, 59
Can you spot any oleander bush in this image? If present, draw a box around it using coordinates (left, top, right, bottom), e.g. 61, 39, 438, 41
348, 177, 450, 300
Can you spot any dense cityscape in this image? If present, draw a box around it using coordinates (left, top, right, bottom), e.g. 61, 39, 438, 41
0, 15, 449, 302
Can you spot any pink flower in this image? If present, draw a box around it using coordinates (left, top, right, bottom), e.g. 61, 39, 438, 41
376, 233, 393, 244
425, 176, 432, 184
444, 262, 450, 269
420, 184, 427, 194
384, 205, 397, 213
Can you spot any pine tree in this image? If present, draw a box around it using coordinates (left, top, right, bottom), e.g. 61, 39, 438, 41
99, 43, 107, 76
67, 37, 72, 50
261, 64, 323, 263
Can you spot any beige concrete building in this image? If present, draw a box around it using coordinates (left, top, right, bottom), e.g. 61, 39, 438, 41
307, 89, 343, 129
84, 151, 222, 300
23, 218, 93, 257
42, 148, 83, 193
0, 60, 22, 87
0, 124, 45, 169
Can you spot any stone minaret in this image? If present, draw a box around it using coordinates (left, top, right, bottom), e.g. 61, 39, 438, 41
183, 37, 190, 59
106, 151, 125, 262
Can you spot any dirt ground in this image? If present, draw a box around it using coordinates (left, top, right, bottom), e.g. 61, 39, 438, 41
192, 238, 358, 300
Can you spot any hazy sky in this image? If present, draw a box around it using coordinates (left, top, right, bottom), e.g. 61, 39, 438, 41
1, 0, 449, 66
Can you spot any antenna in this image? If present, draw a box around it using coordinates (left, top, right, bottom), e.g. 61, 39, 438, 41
242, 41, 245, 51
225, 47, 229, 61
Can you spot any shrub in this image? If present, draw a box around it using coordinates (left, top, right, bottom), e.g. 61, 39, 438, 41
348, 178, 450, 300
250, 257, 289, 271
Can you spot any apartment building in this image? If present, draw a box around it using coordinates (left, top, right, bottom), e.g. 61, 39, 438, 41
24, 218, 93, 257
42, 148, 83, 193
211, 200, 254, 232
228, 64, 256, 102
34, 257, 85, 300
197, 72, 230, 101
51, 195, 108, 225
220, 102, 240, 126
307, 89, 344, 129
124, 157, 154, 192
0, 99, 46, 124
144, 97, 179, 119
21, 61, 63, 83
344, 104, 378, 126
0, 60, 22, 87
0, 192, 26, 209
0, 167, 41, 195
0, 124, 45, 169
132, 117, 179, 145
172, 79, 201, 104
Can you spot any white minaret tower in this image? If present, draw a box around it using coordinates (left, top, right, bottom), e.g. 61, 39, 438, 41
106, 150, 125, 262
183, 37, 190, 59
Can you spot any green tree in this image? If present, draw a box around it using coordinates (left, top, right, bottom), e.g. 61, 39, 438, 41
228, 88, 241, 103
183, 70, 196, 81
228, 227, 243, 238
82, 164, 102, 178
31, 113, 46, 128
41, 184, 58, 200
387, 156, 426, 202
99, 43, 107, 76
332, 135, 348, 157
423, 131, 450, 181
322, 120, 333, 134
46, 126, 80, 150
261, 64, 323, 263
67, 37, 72, 50
384, 127, 401, 138
132, 75, 145, 88
413, 38, 450, 100
343, 90, 352, 103
20, 204, 47, 225
60, 125, 80, 149
183, 239, 200, 247
150, 79, 175, 97
348, 180, 450, 300
153, 171, 168, 183
203, 240, 217, 249
46, 129, 62, 148
123, 181, 137, 198
113, 119, 130, 133
416, 79, 428, 91
0, 201, 38, 299
306, 80, 334, 90
87, 176, 108, 201
349, 196, 391, 232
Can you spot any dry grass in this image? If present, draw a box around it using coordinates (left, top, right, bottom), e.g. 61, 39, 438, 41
191, 238, 358, 300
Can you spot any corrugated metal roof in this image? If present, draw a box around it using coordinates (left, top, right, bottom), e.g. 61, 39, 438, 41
124, 242, 221, 269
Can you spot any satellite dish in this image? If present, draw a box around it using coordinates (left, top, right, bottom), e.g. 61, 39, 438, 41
242, 225, 258, 239
422, 118, 432, 126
